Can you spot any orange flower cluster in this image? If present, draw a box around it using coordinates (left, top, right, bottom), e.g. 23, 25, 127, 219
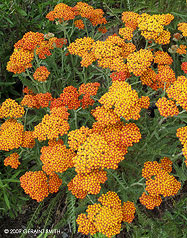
110, 71, 131, 82
140, 68, 158, 90
91, 106, 121, 126
33, 106, 69, 141
92, 121, 141, 155
21, 92, 53, 109
46, 3, 76, 21
68, 170, 107, 199
14, 31, 44, 51
156, 65, 176, 89
21, 131, 35, 149
176, 126, 187, 165
178, 22, 187, 37
20, 171, 62, 202
127, 49, 153, 76
0, 98, 24, 119
73, 2, 107, 26
122, 12, 139, 29
6, 48, 34, 74
6, 31, 45, 74
166, 76, 187, 110
46, 2, 107, 27
4, 153, 20, 169
78, 82, 100, 109
155, 97, 179, 117
181, 62, 187, 74
98, 26, 107, 34
40, 143, 75, 175
33, 66, 50, 82
74, 19, 84, 29
140, 159, 181, 209
137, 13, 174, 44
176, 45, 187, 55
154, 51, 173, 65
99, 81, 150, 120
0, 119, 24, 151
76, 191, 135, 237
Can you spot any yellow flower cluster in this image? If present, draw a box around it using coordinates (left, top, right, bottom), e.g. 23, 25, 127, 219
33, 106, 70, 141
76, 191, 136, 237
127, 49, 153, 76
73, 133, 124, 174
178, 22, 187, 37
4, 153, 20, 169
68, 170, 107, 199
21, 131, 35, 148
137, 13, 174, 44
68, 34, 136, 71
166, 76, 187, 110
0, 98, 24, 119
20, 171, 62, 202
99, 81, 150, 120
156, 97, 179, 117
0, 119, 24, 151
176, 126, 187, 165
140, 159, 181, 209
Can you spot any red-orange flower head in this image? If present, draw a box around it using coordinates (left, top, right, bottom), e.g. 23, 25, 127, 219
181, 62, 187, 74
139, 192, 162, 210
60, 86, 80, 110
0, 98, 24, 119
33, 66, 50, 82
21, 131, 35, 148
40, 143, 75, 175
20, 171, 49, 202
78, 82, 100, 109
4, 153, 20, 169
0, 119, 24, 151
14, 31, 44, 51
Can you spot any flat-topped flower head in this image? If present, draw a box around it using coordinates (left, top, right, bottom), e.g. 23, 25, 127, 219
0, 119, 24, 151
139, 192, 162, 209
33, 66, 50, 82
156, 97, 179, 118
4, 153, 20, 169
127, 49, 153, 76
0, 98, 24, 119
178, 22, 187, 37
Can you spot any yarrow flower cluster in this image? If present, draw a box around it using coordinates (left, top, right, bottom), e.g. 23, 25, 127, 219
76, 191, 136, 237
178, 22, 187, 37
139, 158, 181, 209
156, 97, 179, 117
176, 126, 187, 166
99, 81, 150, 120
46, 2, 107, 28
4, 153, 20, 169
33, 66, 50, 82
33, 106, 70, 141
0, 99, 24, 119
127, 49, 153, 76
20, 171, 62, 202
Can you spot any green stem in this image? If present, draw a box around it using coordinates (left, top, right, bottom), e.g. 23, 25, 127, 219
26, 69, 40, 93
87, 195, 94, 204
